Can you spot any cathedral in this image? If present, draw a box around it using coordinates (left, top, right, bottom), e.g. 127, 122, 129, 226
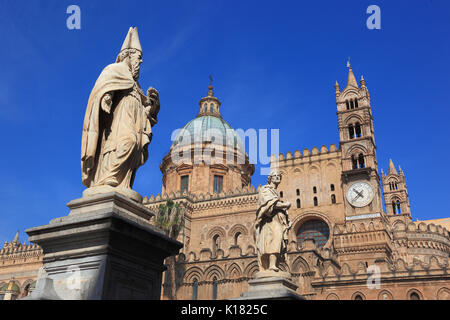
1, 66, 449, 300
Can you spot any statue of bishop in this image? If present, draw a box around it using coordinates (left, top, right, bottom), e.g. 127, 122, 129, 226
81, 27, 160, 202
254, 170, 292, 277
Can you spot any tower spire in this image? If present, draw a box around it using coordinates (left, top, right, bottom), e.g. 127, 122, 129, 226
388, 159, 398, 175
346, 60, 359, 89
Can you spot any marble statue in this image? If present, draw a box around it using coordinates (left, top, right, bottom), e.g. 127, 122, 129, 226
81, 27, 160, 202
254, 170, 292, 276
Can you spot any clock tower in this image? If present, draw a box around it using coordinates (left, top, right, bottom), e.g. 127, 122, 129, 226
335, 64, 384, 218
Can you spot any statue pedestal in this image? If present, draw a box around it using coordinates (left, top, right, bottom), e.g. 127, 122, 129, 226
23, 192, 182, 300
236, 275, 305, 300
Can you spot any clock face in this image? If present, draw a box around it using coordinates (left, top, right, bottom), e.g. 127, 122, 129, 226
346, 182, 374, 208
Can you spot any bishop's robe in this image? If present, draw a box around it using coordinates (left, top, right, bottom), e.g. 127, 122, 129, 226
254, 184, 290, 261
81, 61, 152, 189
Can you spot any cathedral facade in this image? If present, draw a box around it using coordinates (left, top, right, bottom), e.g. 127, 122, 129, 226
1, 66, 449, 300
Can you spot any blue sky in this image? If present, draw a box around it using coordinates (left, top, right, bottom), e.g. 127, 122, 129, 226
0, 0, 449, 244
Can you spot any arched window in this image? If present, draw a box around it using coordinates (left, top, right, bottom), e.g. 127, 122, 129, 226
331, 194, 336, 204
313, 186, 317, 194
234, 232, 241, 246
203, 104, 207, 112
212, 277, 218, 300
358, 154, 365, 168
296, 219, 330, 248
210, 103, 214, 113
389, 182, 392, 191
352, 155, 358, 170
355, 122, 362, 137
192, 279, 198, 300
396, 201, 402, 214
313, 197, 318, 206
296, 199, 301, 208
410, 292, 420, 300
348, 124, 355, 139
330, 184, 335, 191
354, 98, 359, 108
394, 182, 398, 190
346, 100, 350, 110
350, 100, 355, 109
180, 175, 189, 193
392, 201, 397, 214
280, 191, 284, 198
354, 294, 364, 300
212, 234, 220, 255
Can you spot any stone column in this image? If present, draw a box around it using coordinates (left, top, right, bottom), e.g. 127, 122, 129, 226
23, 192, 182, 300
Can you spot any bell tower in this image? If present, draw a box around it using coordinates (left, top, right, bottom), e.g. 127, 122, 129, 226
335, 64, 384, 217
381, 159, 411, 218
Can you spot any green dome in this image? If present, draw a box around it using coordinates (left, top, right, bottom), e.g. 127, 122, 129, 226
171, 116, 244, 151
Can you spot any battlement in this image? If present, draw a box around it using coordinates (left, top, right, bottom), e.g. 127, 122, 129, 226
273, 144, 339, 163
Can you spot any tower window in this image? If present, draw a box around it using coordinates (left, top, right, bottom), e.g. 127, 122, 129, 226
330, 184, 335, 191
234, 232, 241, 246
352, 155, 358, 170
397, 200, 402, 214
392, 201, 397, 214
181, 175, 189, 193
355, 122, 362, 137
313, 197, 318, 206
210, 103, 214, 112
296, 189, 300, 196
348, 124, 355, 139
212, 234, 220, 255
313, 186, 317, 194
346, 100, 350, 110
358, 154, 365, 168
297, 199, 301, 208
354, 98, 359, 108
213, 175, 223, 193
350, 100, 355, 109
331, 194, 336, 204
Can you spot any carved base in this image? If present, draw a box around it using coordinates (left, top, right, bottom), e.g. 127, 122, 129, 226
23, 193, 182, 300
235, 277, 305, 300
83, 185, 143, 203
255, 270, 292, 279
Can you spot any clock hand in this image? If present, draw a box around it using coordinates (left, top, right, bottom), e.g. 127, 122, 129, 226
351, 189, 364, 203
353, 188, 364, 198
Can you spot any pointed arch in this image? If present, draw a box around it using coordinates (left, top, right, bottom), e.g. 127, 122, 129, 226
184, 266, 204, 283
227, 263, 243, 279
205, 265, 225, 281
243, 261, 259, 278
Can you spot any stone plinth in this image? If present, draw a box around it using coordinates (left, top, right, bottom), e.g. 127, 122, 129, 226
236, 276, 305, 300
23, 192, 182, 300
